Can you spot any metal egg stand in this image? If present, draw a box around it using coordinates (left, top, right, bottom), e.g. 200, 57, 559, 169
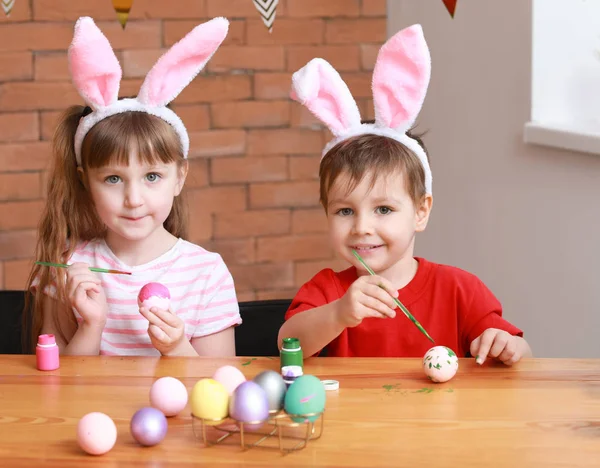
191, 408, 325, 453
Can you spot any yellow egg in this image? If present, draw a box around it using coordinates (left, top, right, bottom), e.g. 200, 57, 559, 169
190, 378, 229, 424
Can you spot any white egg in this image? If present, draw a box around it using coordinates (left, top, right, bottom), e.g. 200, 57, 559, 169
423, 346, 458, 383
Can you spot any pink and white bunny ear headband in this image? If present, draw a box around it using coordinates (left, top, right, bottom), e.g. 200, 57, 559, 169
68, 16, 229, 166
290, 24, 433, 195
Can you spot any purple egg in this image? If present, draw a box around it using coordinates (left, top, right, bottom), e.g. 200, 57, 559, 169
130, 407, 168, 446
229, 381, 269, 430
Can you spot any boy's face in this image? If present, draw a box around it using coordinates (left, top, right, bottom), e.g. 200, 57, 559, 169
326, 169, 432, 281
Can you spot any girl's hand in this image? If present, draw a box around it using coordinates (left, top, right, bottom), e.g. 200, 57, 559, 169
140, 307, 187, 355
336, 275, 398, 328
66, 262, 108, 328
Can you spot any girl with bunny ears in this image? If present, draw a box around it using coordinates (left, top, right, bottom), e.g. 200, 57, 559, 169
25, 17, 241, 357
279, 25, 532, 364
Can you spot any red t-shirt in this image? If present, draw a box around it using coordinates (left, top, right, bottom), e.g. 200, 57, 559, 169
285, 257, 523, 357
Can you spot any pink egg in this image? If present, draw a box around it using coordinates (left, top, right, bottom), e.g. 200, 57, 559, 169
212, 365, 246, 395
77, 412, 117, 455
150, 377, 188, 417
138, 282, 171, 310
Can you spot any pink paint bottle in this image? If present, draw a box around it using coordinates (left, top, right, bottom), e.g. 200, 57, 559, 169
36, 334, 60, 371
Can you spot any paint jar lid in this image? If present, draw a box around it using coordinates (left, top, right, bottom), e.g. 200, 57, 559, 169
37, 334, 56, 346
281, 337, 301, 350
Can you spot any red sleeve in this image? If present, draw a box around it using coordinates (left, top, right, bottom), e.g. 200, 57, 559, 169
285, 269, 334, 321
461, 276, 523, 351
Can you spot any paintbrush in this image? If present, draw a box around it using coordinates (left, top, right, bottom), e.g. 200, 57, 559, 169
351, 249, 434, 343
35, 261, 132, 276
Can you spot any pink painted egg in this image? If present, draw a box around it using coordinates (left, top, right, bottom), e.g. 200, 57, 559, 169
138, 282, 171, 310
77, 412, 117, 455
149, 376, 188, 417
212, 365, 246, 395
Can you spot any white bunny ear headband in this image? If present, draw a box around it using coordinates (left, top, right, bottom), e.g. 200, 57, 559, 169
290, 24, 432, 195
68, 16, 229, 167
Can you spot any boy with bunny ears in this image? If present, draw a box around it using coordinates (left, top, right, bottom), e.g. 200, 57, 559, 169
278, 25, 532, 364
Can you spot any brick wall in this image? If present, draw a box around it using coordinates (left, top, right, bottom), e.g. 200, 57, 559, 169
0, 0, 386, 299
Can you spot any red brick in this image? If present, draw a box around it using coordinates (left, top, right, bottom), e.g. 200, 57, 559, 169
358, 98, 376, 120
212, 156, 288, 184
295, 258, 348, 286
0, 52, 32, 80
0, 23, 73, 52
208, 46, 285, 72
188, 130, 246, 158
250, 181, 319, 208
325, 19, 387, 44
122, 49, 164, 78
289, 155, 320, 180
286, 0, 359, 17
34, 53, 69, 81
4, 258, 34, 290
290, 105, 323, 129
169, 105, 210, 132
40, 111, 61, 140
237, 290, 257, 302
361, 0, 387, 17
344, 72, 373, 98
0, 201, 44, 230
214, 209, 291, 239
0, 142, 52, 171
33, 0, 115, 20
0, 230, 37, 261
254, 73, 291, 100
187, 186, 247, 214
211, 101, 290, 129
206, 0, 264, 18
0, 113, 39, 142
292, 209, 328, 233
247, 19, 323, 46
360, 44, 380, 70
203, 238, 256, 265
229, 263, 294, 290
187, 208, 212, 243
177, 75, 252, 103
164, 20, 245, 47
0, 173, 42, 201
94, 21, 163, 50
185, 159, 209, 189
256, 234, 331, 262
1, 0, 31, 21
287, 45, 360, 72
256, 289, 297, 301
129, 0, 206, 19
248, 129, 323, 155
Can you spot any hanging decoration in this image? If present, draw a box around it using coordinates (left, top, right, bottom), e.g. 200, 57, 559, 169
252, 0, 279, 33
2, 0, 15, 17
442, 0, 457, 18
112, 0, 134, 29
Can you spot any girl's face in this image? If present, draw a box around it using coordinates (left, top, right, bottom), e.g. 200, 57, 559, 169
326, 169, 432, 283
84, 152, 187, 251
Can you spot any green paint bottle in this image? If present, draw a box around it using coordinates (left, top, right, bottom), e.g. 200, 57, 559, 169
280, 337, 303, 369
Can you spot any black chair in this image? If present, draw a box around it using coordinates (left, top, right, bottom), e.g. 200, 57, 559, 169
0, 290, 291, 356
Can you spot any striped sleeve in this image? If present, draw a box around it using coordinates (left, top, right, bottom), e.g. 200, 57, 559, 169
190, 256, 241, 338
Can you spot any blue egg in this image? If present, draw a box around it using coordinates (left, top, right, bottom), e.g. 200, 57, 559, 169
284, 375, 326, 423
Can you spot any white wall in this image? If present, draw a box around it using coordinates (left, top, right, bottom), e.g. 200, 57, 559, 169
388, 0, 600, 357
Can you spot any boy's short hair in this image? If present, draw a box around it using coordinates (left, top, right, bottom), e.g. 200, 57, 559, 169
319, 124, 429, 209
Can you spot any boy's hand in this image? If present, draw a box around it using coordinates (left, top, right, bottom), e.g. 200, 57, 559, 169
336, 275, 398, 328
140, 307, 186, 355
66, 262, 108, 328
470, 328, 525, 366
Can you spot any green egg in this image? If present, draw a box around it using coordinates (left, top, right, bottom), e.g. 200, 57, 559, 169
283, 375, 326, 423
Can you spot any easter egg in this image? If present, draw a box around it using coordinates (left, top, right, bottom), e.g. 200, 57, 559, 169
423, 345, 459, 383
213, 365, 246, 395
284, 375, 326, 423
77, 412, 117, 455
149, 376, 188, 417
229, 381, 270, 430
130, 407, 168, 446
253, 370, 287, 413
138, 282, 171, 310
190, 378, 229, 424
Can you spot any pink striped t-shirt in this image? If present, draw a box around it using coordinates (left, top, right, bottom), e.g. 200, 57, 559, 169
38, 238, 242, 356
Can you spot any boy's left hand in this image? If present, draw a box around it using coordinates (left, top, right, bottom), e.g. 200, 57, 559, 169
140, 307, 186, 355
470, 328, 525, 366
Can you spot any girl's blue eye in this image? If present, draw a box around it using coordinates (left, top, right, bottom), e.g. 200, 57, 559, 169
146, 173, 161, 182
337, 208, 353, 216
105, 175, 120, 184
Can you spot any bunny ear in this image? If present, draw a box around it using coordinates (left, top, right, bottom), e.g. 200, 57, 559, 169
372, 24, 431, 132
290, 58, 361, 136
68, 17, 122, 110
138, 17, 229, 107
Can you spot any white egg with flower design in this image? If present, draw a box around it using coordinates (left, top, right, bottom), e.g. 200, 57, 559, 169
423, 346, 458, 383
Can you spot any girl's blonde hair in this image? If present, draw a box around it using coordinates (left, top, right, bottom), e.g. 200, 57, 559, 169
24, 106, 188, 352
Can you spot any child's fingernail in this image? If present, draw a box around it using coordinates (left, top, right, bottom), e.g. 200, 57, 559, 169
475, 355, 482, 364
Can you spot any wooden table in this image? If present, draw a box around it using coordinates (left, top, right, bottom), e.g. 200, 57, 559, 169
0, 356, 598, 467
